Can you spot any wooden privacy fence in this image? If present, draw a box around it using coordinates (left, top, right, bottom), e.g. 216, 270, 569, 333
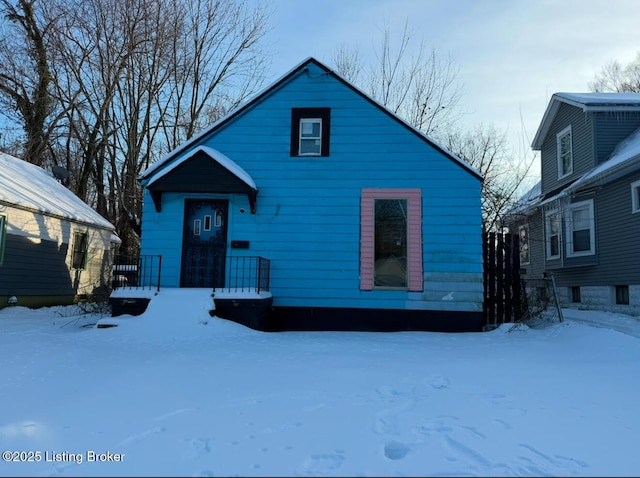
483, 232, 524, 327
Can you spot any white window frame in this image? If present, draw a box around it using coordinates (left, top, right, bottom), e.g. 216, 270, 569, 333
565, 200, 595, 258
545, 209, 561, 260
518, 224, 530, 265
299, 118, 322, 156
557, 125, 573, 179
631, 179, 640, 214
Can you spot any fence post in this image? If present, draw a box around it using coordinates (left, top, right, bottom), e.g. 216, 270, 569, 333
157, 255, 162, 292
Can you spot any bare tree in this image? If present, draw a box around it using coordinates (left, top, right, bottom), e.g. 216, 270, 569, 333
156, 0, 271, 152
444, 124, 534, 232
331, 43, 362, 85
590, 51, 640, 93
0, 0, 272, 253
332, 20, 533, 231
0, 0, 55, 165
332, 20, 464, 138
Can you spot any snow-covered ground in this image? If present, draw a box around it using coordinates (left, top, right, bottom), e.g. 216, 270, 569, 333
1, 289, 639, 477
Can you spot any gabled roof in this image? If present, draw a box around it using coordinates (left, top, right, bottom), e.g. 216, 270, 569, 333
145, 145, 256, 190
0, 152, 115, 230
139, 57, 482, 182
145, 146, 258, 213
532, 92, 640, 150
512, 126, 640, 213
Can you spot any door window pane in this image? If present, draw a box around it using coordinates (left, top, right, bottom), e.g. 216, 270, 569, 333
374, 199, 407, 287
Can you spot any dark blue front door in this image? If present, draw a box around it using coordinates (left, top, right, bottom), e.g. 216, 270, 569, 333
181, 199, 228, 287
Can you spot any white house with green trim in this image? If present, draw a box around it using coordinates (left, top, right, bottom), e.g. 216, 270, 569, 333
0, 152, 120, 309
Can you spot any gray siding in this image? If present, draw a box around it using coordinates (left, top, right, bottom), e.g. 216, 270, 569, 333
510, 212, 545, 280
593, 112, 640, 164
540, 103, 594, 196
0, 234, 76, 295
553, 170, 640, 287
0, 233, 111, 298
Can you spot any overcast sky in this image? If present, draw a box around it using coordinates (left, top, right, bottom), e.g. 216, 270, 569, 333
262, 0, 640, 179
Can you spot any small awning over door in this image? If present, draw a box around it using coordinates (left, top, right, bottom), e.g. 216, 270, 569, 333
143, 146, 257, 213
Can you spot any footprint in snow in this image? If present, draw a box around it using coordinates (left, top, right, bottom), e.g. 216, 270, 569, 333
384, 440, 410, 460
182, 438, 213, 460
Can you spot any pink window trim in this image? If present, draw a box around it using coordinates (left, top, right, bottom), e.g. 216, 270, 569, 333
360, 188, 423, 291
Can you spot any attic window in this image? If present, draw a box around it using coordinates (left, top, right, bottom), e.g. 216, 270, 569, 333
557, 125, 573, 178
291, 108, 330, 157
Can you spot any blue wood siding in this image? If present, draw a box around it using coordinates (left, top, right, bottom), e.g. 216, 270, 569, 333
141, 62, 483, 313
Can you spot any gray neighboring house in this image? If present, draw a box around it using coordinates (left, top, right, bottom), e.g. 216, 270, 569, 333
505, 92, 640, 315
0, 152, 120, 309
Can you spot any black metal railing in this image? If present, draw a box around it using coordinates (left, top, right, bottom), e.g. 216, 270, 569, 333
216, 256, 270, 293
112, 254, 162, 292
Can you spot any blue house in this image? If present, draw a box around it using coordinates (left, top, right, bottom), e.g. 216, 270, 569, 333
132, 57, 484, 332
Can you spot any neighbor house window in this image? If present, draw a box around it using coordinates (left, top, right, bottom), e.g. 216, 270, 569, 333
631, 180, 640, 213
545, 210, 560, 259
565, 200, 595, 257
557, 126, 573, 178
360, 189, 422, 291
0, 214, 6, 265
518, 224, 530, 265
71, 230, 88, 269
290, 108, 330, 156
615, 285, 629, 305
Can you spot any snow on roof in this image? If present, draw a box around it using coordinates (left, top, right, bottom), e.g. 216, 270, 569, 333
535, 130, 640, 208
555, 92, 640, 107
569, 126, 640, 190
0, 152, 115, 230
505, 181, 542, 217
532, 92, 640, 150
144, 145, 256, 190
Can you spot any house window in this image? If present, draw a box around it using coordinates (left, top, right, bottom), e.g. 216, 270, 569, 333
374, 199, 408, 288
557, 126, 573, 178
615, 285, 629, 305
545, 210, 560, 259
291, 108, 330, 157
631, 180, 640, 213
565, 200, 595, 257
571, 286, 581, 303
71, 231, 88, 269
518, 224, 530, 265
0, 214, 6, 265
300, 118, 322, 155
360, 189, 422, 291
